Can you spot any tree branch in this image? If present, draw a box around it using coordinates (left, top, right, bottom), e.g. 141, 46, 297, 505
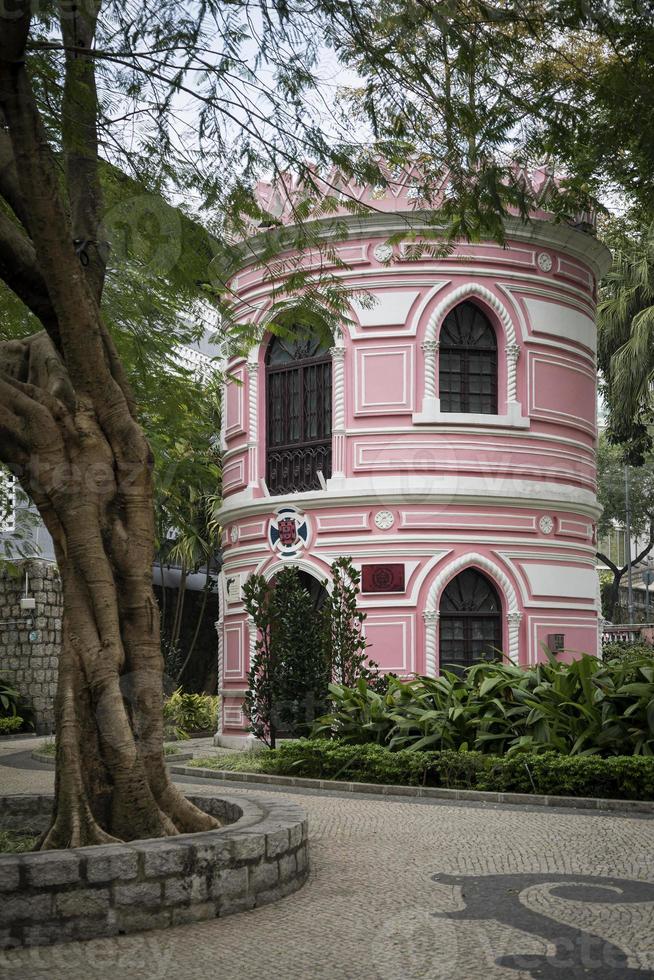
630, 533, 654, 570
0, 121, 31, 231
59, 0, 106, 304
0, 207, 60, 338
596, 551, 621, 578
0, 12, 141, 459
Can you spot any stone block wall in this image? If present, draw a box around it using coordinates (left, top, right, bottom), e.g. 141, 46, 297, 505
0, 559, 62, 734
0, 792, 310, 948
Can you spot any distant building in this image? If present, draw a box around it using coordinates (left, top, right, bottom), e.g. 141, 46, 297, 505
215, 166, 611, 746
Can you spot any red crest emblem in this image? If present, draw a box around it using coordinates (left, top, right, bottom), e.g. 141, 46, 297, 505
278, 517, 297, 546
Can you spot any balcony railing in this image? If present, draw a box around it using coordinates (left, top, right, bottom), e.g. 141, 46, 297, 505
266, 443, 331, 495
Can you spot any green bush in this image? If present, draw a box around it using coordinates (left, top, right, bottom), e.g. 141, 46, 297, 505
192, 738, 654, 800
242, 558, 379, 748
0, 715, 24, 735
602, 641, 654, 664
476, 753, 654, 800
313, 653, 654, 757
163, 688, 219, 738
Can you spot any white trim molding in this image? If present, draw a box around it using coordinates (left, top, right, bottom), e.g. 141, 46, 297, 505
414, 282, 528, 428
220, 474, 601, 522
424, 551, 521, 663
259, 556, 334, 593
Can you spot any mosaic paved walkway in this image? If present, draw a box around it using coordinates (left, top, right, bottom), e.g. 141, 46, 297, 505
1, 737, 654, 980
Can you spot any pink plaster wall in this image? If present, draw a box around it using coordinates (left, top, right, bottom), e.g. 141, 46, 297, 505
216, 210, 608, 739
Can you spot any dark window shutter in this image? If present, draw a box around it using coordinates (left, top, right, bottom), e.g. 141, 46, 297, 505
266, 333, 332, 493
439, 302, 498, 414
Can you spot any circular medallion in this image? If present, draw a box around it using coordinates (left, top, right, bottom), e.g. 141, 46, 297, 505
539, 515, 554, 535
269, 506, 310, 558
229, 525, 238, 544
374, 509, 395, 530
373, 243, 393, 263
537, 252, 553, 272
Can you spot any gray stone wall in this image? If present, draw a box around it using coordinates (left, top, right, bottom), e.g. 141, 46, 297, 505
0, 792, 310, 949
0, 559, 62, 734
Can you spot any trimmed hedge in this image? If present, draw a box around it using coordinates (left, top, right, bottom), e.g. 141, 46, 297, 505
193, 738, 654, 801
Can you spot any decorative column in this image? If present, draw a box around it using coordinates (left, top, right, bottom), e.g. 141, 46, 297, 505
423, 609, 439, 676
506, 343, 521, 406
507, 611, 522, 663
247, 614, 257, 671
214, 612, 224, 740
421, 340, 440, 415
246, 361, 259, 488
219, 375, 228, 452
330, 345, 346, 481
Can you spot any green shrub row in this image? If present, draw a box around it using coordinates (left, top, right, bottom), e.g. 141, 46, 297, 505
217, 738, 654, 801
602, 641, 654, 664
313, 653, 654, 756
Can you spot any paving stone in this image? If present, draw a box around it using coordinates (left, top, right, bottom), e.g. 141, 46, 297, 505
24, 851, 79, 887
2, 763, 654, 980
0, 858, 20, 891
164, 874, 209, 905
113, 881, 162, 907
211, 865, 248, 900
265, 827, 290, 858
171, 902, 217, 926
218, 893, 256, 916
84, 845, 139, 882
278, 852, 297, 883
0, 892, 51, 925
54, 886, 110, 916
249, 860, 279, 891
229, 833, 265, 861
113, 908, 172, 934
141, 840, 193, 877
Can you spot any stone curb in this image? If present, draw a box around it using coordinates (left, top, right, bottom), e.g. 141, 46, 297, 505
171, 765, 654, 816
0, 734, 41, 742
30, 749, 195, 765
0, 792, 309, 949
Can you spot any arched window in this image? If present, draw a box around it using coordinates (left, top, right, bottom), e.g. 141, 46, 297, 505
439, 302, 498, 414
439, 568, 502, 674
266, 333, 332, 494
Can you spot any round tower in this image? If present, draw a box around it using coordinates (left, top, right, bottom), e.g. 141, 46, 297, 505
215, 168, 611, 746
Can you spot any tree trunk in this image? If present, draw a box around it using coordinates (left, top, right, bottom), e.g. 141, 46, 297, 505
604, 573, 622, 622
0, 8, 219, 846
17, 338, 220, 849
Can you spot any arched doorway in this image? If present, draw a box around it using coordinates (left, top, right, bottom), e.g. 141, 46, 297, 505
266, 332, 332, 494
296, 569, 328, 611
439, 301, 498, 414
439, 567, 502, 674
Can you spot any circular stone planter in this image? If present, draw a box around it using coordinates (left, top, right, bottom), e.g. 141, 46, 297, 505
0, 793, 309, 949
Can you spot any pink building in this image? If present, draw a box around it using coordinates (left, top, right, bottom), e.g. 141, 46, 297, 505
215, 169, 611, 746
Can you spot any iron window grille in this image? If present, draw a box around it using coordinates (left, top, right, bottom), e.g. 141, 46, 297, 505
439, 568, 502, 674
439, 301, 498, 414
266, 334, 332, 494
